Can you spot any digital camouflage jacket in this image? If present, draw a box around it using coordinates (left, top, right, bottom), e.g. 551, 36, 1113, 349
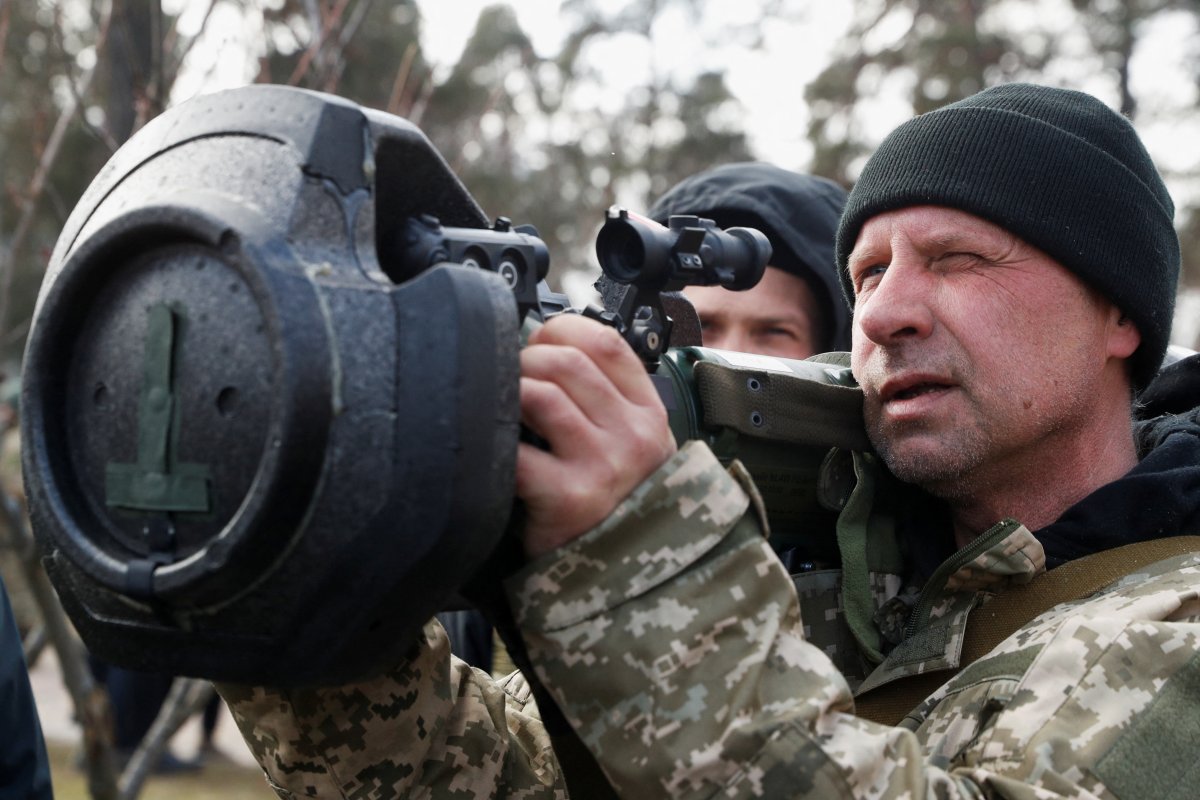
219, 430, 1200, 800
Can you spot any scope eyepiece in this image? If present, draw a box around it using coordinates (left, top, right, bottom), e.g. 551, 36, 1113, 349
595, 206, 770, 292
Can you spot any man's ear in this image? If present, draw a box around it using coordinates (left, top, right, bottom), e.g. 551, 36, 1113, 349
1108, 309, 1141, 359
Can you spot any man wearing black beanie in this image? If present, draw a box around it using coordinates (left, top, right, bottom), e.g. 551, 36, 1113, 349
225, 85, 1200, 799
836, 83, 1197, 565
836, 82, 1179, 389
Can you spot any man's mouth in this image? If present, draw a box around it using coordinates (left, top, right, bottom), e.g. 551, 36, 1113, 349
878, 374, 956, 405
891, 382, 950, 401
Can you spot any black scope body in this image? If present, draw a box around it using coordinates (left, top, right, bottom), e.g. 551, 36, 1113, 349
22, 85, 867, 687
596, 207, 769, 292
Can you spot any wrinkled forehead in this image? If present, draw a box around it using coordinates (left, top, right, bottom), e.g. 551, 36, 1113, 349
845, 204, 1117, 336
855, 205, 1012, 245
847, 206, 1025, 275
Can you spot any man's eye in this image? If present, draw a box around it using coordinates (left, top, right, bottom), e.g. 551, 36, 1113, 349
855, 264, 888, 292
937, 252, 985, 271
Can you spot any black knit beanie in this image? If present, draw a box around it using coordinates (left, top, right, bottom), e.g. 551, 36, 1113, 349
836, 83, 1179, 389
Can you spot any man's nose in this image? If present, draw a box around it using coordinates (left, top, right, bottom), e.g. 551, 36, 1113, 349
854, 259, 935, 346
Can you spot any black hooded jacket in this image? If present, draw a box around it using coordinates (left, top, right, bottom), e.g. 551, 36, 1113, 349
0, 575, 52, 799
1036, 353, 1200, 567
648, 163, 852, 352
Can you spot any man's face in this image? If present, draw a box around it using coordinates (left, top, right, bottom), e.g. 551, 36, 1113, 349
847, 206, 1133, 498
683, 266, 824, 359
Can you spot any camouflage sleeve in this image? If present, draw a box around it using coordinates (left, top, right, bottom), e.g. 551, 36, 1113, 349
216, 619, 566, 799
506, 439, 875, 797
506, 440, 1198, 799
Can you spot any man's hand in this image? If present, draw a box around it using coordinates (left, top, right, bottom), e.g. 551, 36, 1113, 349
516, 314, 677, 559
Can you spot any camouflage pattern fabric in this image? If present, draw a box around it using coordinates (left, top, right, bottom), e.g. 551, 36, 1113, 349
790, 568, 875, 689
217, 623, 566, 798
222, 439, 1200, 798
855, 521, 1047, 695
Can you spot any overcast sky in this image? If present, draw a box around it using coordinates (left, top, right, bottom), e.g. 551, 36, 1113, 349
415, 0, 856, 168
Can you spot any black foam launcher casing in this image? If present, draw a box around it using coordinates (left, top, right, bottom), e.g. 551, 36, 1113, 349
22, 85, 522, 685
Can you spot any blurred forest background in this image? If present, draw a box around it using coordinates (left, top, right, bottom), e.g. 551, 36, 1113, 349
2, 0, 1200, 380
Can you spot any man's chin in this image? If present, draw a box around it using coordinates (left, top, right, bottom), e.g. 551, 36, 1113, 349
872, 434, 985, 495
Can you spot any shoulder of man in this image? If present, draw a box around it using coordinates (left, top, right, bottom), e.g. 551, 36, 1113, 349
909, 549, 1200, 778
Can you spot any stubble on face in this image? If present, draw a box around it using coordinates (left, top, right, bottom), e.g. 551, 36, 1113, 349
861, 342, 1099, 502
849, 207, 1140, 537
860, 347, 987, 498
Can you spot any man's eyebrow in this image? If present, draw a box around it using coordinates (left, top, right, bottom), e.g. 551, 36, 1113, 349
925, 230, 978, 249
753, 315, 805, 327
694, 308, 725, 322
925, 227, 1019, 256
847, 245, 883, 271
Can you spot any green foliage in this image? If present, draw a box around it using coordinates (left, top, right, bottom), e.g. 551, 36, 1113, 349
403, 0, 755, 280
0, 0, 758, 350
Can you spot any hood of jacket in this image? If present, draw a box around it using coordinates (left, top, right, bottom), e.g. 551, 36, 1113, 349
648, 162, 851, 351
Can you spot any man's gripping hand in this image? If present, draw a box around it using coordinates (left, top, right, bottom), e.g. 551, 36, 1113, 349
516, 314, 677, 559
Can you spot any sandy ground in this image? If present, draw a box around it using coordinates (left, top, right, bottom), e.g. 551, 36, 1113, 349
28, 647, 258, 768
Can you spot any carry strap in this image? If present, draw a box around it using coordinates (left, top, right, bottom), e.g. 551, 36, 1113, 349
854, 536, 1200, 727
693, 361, 870, 451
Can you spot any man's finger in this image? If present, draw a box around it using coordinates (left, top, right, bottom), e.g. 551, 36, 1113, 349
520, 342, 639, 434
528, 315, 662, 409
518, 375, 605, 458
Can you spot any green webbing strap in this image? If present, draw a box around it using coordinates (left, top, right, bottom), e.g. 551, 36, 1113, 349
835, 451, 886, 663
960, 535, 1200, 666
106, 303, 212, 514
694, 361, 870, 450
854, 536, 1200, 727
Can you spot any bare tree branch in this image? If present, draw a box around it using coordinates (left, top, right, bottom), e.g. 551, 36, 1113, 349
22, 624, 48, 667
135, 0, 166, 131
287, 0, 324, 85
118, 678, 214, 800
387, 40, 419, 115
321, 0, 375, 92
54, 0, 121, 155
408, 74, 435, 127
287, 0, 352, 86
3, 315, 30, 347
0, 2, 12, 79
337, 0, 371, 48
164, 0, 217, 92
0, 0, 115, 352
0, 413, 120, 800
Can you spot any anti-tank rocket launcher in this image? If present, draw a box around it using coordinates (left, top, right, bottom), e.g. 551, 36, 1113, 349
21, 84, 870, 687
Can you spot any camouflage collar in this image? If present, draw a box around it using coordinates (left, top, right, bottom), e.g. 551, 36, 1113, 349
855, 520, 1045, 696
